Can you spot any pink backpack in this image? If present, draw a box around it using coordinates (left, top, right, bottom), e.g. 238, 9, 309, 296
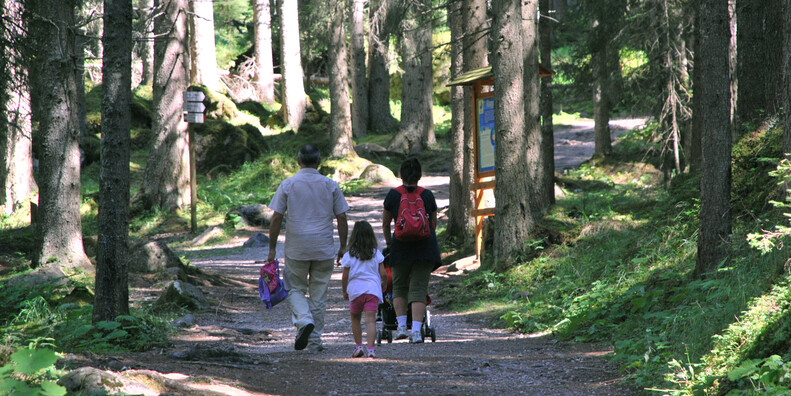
394, 186, 431, 241
258, 259, 288, 310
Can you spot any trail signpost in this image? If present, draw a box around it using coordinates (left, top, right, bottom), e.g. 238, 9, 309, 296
183, 90, 206, 233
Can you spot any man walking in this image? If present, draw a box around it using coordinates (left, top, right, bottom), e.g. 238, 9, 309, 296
267, 144, 349, 351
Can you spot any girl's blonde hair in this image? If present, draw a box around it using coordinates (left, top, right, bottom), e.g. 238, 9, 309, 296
348, 221, 377, 261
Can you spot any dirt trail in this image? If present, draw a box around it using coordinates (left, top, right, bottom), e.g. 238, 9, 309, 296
112, 119, 647, 395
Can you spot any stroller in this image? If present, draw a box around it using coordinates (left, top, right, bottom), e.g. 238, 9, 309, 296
376, 251, 437, 344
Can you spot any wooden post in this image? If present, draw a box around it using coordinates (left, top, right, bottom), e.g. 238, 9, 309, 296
188, 124, 197, 233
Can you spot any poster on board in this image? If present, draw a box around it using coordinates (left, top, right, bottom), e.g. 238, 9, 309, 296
477, 96, 495, 174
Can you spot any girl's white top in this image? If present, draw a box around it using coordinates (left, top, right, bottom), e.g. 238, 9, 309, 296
341, 249, 385, 303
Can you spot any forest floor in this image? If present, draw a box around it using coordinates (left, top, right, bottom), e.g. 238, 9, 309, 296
66, 118, 649, 395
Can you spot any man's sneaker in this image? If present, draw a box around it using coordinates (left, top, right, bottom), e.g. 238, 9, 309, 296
295, 323, 314, 350
366, 349, 376, 358
409, 331, 423, 344
352, 345, 365, 358
395, 326, 408, 340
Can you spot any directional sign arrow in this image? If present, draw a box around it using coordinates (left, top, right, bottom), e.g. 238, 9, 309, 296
183, 91, 205, 102
183, 101, 206, 113
184, 112, 205, 123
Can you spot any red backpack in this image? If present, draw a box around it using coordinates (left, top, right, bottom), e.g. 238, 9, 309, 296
394, 186, 431, 241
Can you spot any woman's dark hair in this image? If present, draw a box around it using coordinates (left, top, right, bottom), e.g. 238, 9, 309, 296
348, 221, 377, 261
399, 158, 422, 185
298, 144, 321, 167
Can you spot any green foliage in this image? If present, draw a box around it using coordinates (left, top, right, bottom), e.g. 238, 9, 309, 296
213, 0, 253, 69
747, 158, 791, 254
732, 127, 784, 215
0, 343, 66, 396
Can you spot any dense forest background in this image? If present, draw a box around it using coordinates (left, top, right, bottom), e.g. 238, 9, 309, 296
1, 0, 791, 394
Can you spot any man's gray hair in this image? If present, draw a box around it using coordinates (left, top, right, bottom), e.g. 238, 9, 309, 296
298, 144, 321, 167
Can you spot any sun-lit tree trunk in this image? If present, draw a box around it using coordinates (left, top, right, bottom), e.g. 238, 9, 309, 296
492, 0, 533, 267
136, 0, 155, 87
523, 0, 549, 219
695, 0, 732, 278
350, 0, 368, 138
539, 0, 555, 207
189, 0, 220, 92
367, 0, 397, 134
1, 0, 37, 216
253, 0, 275, 104
279, 0, 306, 130
26, 0, 92, 275
94, 0, 132, 323
389, 0, 434, 153
328, 0, 355, 158
143, 0, 190, 211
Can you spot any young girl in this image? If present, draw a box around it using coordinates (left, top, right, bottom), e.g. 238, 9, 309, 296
341, 221, 387, 358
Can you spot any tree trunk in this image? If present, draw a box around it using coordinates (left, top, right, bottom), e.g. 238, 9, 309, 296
280, 0, 306, 130
523, 0, 548, 219
446, 0, 471, 241
735, 0, 764, 125
460, 0, 488, 245
350, 0, 368, 138
783, 0, 791, 179
389, 0, 434, 153
539, 0, 555, 207
189, 0, 221, 92
367, 0, 397, 134
94, 0, 132, 323
764, 0, 784, 116
253, 0, 276, 104
137, 0, 155, 87
328, 0, 355, 158
695, 0, 732, 278
26, 0, 92, 274
689, 3, 702, 173
1, 0, 37, 215
143, 0, 190, 211
492, 0, 533, 267
592, 17, 612, 157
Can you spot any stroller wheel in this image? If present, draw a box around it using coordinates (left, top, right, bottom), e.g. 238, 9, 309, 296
387, 330, 393, 343
377, 330, 382, 345
430, 327, 436, 342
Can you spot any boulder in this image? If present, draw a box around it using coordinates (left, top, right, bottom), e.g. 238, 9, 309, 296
191, 226, 224, 246
153, 280, 210, 312
354, 142, 387, 155
359, 164, 397, 185
240, 204, 272, 227
129, 240, 182, 273
242, 232, 270, 248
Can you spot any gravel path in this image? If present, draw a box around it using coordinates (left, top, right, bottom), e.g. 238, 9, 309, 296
115, 119, 648, 395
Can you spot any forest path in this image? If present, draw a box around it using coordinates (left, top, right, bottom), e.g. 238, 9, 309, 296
115, 118, 648, 395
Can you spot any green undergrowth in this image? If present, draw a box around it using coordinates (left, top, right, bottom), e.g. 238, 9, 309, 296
440, 126, 791, 393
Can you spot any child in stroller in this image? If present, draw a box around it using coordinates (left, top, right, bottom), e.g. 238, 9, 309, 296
376, 251, 436, 344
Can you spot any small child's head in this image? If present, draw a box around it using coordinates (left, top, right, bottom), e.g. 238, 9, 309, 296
349, 220, 377, 261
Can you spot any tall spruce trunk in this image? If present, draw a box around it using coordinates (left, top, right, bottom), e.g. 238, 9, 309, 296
350, 0, 368, 137
389, 0, 434, 153
144, 0, 190, 211
189, 0, 220, 92
253, 0, 275, 104
138, 0, 155, 86
94, 0, 132, 323
279, 0, 306, 130
783, 0, 791, 200
492, 0, 533, 267
328, 0, 355, 158
26, 0, 92, 274
367, 0, 397, 133
446, 0, 470, 241
523, 0, 548, 219
1, 0, 36, 215
695, 0, 732, 278
539, 0, 555, 207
